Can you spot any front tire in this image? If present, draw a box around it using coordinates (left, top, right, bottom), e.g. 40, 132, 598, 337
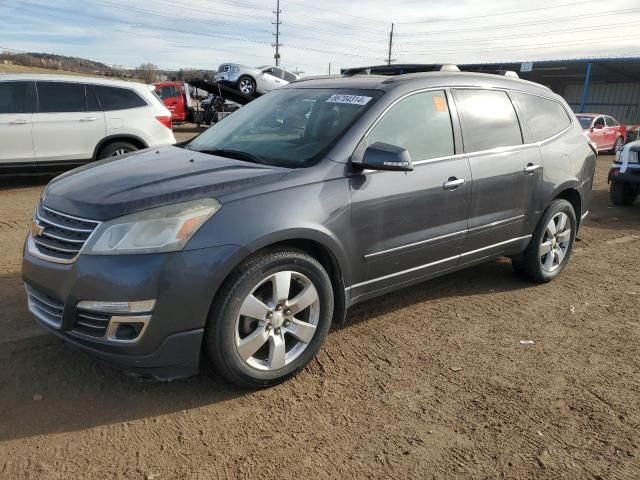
237, 76, 256, 96
610, 182, 637, 206
512, 199, 576, 283
206, 248, 334, 388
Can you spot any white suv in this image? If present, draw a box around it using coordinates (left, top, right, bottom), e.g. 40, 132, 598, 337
0, 74, 176, 169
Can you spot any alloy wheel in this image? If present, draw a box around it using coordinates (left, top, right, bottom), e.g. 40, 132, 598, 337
539, 212, 572, 272
239, 79, 254, 95
235, 271, 320, 371
112, 148, 131, 156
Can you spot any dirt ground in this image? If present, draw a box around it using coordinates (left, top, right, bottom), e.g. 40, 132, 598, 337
1, 130, 639, 479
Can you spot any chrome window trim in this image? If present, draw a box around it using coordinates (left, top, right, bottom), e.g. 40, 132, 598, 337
348, 235, 532, 290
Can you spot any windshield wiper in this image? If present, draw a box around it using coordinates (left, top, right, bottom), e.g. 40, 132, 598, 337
193, 148, 269, 165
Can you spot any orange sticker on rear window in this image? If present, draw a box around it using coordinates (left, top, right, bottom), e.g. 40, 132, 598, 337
433, 96, 447, 112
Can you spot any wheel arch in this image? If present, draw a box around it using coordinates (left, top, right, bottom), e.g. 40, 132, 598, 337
553, 186, 582, 226
93, 134, 148, 160
211, 233, 350, 326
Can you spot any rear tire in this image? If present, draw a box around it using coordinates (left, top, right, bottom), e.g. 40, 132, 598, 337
512, 199, 576, 283
610, 182, 638, 206
97, 141, 138, 159
609, 136, 624, 154
206, 247, 334, 388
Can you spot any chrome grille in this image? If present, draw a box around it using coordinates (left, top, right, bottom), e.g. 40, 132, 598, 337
31, 204, 100, 262
26, 284, 65, 329
74, 311, 110, 338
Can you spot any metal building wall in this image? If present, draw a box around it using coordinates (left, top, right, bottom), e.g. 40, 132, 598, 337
562, 82, 640, 126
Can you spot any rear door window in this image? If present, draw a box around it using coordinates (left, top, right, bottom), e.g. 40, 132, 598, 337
37, 81, 86, 113
93, 85, 147, 111
156, 85, 180, 99
454, 89, 523, 152
605, 116, 619, 127
512, 92, 572, 142
0, 81, 30, 114
366, 90, 455, 161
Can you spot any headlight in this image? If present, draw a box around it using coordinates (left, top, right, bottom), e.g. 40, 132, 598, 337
83, 198, 221, 255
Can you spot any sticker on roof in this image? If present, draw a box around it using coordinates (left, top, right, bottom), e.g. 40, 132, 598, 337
326, 94, 372, 106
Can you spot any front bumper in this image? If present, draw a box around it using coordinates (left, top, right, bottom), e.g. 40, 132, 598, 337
609, 165, 640, 185
22, 242, 249, 380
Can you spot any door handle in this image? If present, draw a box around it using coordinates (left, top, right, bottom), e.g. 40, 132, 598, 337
79, 117, 97, 122
524, 163, 542, 173
443, 177, 465, 190
9, 119, 27, 125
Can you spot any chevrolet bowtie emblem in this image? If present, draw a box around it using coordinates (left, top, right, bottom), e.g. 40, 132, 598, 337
30, 219, 44, 237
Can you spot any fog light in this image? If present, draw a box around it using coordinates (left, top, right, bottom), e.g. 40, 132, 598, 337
106, 315, 151, 343
114, 322, 145, 341
76, 299, 156, 314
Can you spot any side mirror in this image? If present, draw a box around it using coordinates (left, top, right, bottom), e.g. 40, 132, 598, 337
360, 142, 413, 172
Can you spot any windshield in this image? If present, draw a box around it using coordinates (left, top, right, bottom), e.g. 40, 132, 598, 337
576, 116, 593, 129
188, 88, 383, 167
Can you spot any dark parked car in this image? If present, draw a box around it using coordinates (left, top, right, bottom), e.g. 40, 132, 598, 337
608, 139, 640, 205
23, 72, 596, 387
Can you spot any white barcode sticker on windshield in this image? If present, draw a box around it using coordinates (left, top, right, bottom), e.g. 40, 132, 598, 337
326, 94, 372, 105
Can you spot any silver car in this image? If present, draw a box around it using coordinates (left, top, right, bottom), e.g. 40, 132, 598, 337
214, 64, 298, 96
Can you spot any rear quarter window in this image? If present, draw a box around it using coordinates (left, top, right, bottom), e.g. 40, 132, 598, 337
93, 85, 147, 111
513, 92, 572, 142
454, 89, 523, 152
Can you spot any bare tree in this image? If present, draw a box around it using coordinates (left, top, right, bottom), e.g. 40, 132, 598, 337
139, 63, 158, 84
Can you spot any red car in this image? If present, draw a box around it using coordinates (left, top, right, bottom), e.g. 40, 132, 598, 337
153, 81, 193, 123
576, 113, 626, 153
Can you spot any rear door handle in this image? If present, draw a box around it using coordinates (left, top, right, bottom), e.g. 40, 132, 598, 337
9, 119, 27, 125
443, 177, 465, 190
79, 117, 97, 122
524, 163, 542, 173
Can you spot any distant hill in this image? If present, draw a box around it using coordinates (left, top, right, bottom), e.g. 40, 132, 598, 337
0, 51, 137, 78
0, 50, 216, 82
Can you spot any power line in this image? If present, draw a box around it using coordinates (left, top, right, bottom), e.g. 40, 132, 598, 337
395, 8, 639, 37
396, 0, 603, 25
398, 22, 640, 47
405, 32, 640, 56
11, 0, 386, 63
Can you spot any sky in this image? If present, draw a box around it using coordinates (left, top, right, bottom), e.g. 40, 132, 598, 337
1, 0, 639, 75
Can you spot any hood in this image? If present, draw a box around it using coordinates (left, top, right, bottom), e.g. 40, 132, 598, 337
43, 147, 290, 220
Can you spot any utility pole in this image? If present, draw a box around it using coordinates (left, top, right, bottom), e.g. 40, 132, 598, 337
272, 0, 282, 66
328, 62, 331, 75
387, 23, 394, 65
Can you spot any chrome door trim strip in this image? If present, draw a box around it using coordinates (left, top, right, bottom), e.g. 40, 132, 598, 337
364, 215, 525, 260
363, 229, 467, 260
348, 235, 532, 291
467, 215, 524, 233
460, 234, 531, 258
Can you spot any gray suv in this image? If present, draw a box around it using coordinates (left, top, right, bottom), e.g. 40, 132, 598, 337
22, 72, 596, 387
